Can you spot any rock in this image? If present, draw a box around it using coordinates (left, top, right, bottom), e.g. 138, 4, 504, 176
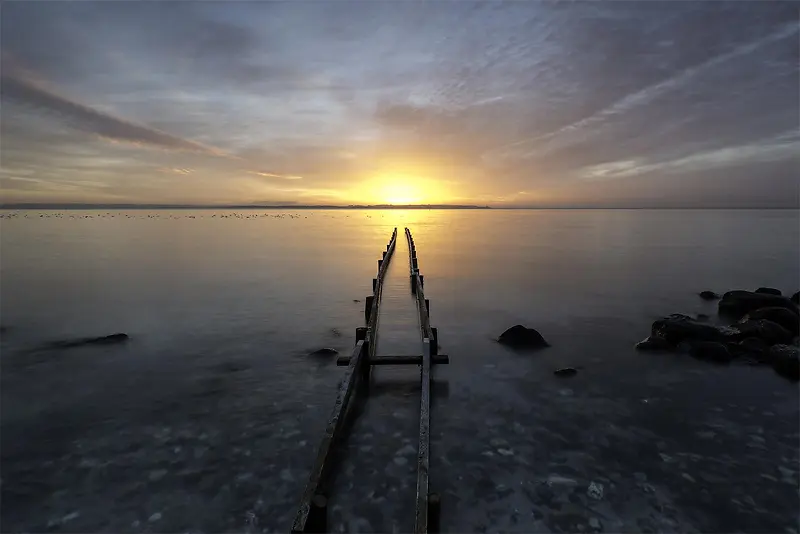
635, 336, 671, 351
587, 481, 604, 500
769, 345, 799, 381
739, 307, 799, 336
547, 475, 578, 488
554, 367, 578, 377
148, 469, 167, 482
497, 325, 550, 350
792, 291, 799, 305
309, 348, 338, 356
699, 291, 720, 300
755, 287, 782, 296
733, 320, 793, 346
588, 517, 602, 531
738, 337, 769, 356
718, 291, 798, 319
62, 511, 80, 523
46, 333, 129, 350
353, 299, 361, 303
689, 342, 733, 364
329, 328, 342, 338
650, 314, 737, 347
148, 512, 162, 522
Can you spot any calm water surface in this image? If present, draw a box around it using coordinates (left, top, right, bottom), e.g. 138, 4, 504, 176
1, 209, 798, 533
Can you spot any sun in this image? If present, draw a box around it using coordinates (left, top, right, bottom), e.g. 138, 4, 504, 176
381, 183, 422, 205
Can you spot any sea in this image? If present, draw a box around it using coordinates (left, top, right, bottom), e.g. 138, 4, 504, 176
1, 208, 798, 533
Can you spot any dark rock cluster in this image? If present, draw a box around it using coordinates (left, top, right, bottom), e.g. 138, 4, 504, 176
637, 289, 799, 381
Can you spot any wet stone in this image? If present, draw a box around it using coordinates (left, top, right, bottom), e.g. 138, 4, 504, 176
587, 481, 604, 500
148, 469, 167, 482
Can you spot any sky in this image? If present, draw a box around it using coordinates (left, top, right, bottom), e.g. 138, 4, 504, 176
1, 1, 798, 208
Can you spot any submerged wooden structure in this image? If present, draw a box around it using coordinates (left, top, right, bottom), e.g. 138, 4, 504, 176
291, 227, 447, 534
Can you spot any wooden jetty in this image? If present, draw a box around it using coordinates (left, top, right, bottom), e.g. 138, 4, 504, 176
291, 227, 447, 534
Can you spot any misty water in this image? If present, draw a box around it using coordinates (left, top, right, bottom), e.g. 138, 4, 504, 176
1, 209, 798, 533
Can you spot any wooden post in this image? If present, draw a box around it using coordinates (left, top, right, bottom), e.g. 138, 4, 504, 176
412, 258, 418, 270
356, 327, 367, 342
419, 275, 424, 288
306, 494, 328, 533
425, 298, 430, 315
411, 275, 417, 293
378, 259, 383, 271
431, 327, 438, 356
364, 296, 374, 322
372, 278, 377, 293
382, 250, 386, 259
428, 493, 441, 533
361, 335, 371, 380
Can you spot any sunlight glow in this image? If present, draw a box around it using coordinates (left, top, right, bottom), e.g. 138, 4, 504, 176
360, 171, 454, 205
380, 183, 422, 205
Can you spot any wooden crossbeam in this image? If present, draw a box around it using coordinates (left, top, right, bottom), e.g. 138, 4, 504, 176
336, 354, 449, 366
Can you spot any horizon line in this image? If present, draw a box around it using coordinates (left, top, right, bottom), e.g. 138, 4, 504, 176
0, 203, 798, 210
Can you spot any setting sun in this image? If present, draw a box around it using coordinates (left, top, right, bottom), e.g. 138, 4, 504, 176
380, 183, 422, 205
358, 171, 454, 205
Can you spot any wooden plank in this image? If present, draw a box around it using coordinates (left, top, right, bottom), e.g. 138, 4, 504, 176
292, 228, 399, 532
414, 337, 432, 534
291, 340, 367, 533
336, 354, 449, 366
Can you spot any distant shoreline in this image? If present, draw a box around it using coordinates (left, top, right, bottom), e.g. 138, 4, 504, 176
0, 203, 492, 210
0, 204, 797, 210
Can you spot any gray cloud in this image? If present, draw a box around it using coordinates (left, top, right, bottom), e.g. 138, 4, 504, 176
1, 67, 223, 155
1, 1, 797, 206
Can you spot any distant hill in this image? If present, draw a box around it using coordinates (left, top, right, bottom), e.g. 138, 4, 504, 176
0, 203, 492, 210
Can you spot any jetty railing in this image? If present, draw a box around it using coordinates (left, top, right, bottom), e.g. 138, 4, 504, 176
291, 228, 397, 534
405, 228, 440, 534
292, 227, 446, 533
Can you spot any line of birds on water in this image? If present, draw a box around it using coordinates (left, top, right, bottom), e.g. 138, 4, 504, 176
0, 212, 384, 220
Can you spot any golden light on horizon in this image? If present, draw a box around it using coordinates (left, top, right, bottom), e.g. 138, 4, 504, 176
380, 183, 422, 204
360, 171, 453, 205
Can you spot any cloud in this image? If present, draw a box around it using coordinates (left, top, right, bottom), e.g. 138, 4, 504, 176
159, 168, 193, 175
490, 21, 800, 163
0, 64, 225, 155
249, 171, 303, 180
580, 132, 799, 181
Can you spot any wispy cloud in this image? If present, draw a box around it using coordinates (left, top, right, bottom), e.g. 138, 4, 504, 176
580, 132, 799, 181
249, 171, 303, 180
490, 21, 800, 162
1, 64, 226, 156
159, 167, 193, 175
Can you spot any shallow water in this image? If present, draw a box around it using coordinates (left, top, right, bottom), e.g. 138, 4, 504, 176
1, 209, 798, 533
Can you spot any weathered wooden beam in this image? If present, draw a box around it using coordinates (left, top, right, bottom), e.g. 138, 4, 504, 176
336, 354, 449, 366
414, 338, 432, 534
291, 340, 367, 533
364, 296, 374, 322
306, 494, 328, 533
428, 493, 441, 533
293, 228, 398, 533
